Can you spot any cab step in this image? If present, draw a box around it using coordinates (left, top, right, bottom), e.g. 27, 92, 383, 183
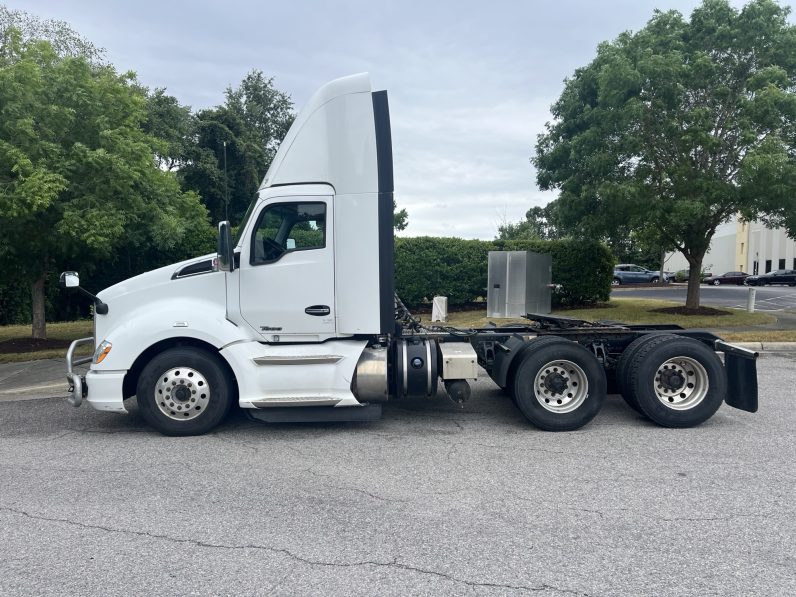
245, 404, 382, 424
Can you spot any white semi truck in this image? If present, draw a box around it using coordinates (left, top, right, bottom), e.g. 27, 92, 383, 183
61, 73, 759, 436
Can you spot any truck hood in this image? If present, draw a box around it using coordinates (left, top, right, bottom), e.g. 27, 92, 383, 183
97, 253, 217, 302
92, 253, 225, 346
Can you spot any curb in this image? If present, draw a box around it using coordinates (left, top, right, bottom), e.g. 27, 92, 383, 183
733, 342, 796, 353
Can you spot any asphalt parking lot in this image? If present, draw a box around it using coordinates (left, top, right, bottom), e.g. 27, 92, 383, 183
614, 284, 796, 312
1, 356, 795, 596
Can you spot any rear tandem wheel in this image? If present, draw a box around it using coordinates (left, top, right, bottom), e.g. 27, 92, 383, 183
626, 336, 726, 428
511, 338, 606, 431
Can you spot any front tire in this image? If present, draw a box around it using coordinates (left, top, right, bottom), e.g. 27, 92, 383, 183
713, 279, 721, 286
611, 278, 621, 286
512, 339, 606, 431
627, 337, 725, 428
136, 348, 234, 436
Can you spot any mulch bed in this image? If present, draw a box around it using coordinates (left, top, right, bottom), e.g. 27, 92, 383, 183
650, 306, 730, 317
0, 338, 71, 354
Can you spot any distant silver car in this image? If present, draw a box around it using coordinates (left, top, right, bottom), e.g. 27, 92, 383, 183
612, 264, 667, 285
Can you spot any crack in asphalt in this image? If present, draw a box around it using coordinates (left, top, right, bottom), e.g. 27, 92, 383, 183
0, 506, 589, 594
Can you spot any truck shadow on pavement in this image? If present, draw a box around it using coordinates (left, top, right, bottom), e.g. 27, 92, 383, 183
0, 385, 675, 441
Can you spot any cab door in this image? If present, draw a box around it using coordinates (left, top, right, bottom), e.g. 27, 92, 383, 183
238, 196, 335, 342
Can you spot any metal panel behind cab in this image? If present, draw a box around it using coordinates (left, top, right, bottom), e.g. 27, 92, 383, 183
487, 251, 552, 318
487, 252, 508, 318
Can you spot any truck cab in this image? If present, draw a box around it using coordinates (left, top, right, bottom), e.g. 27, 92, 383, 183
66, 74, 400, 433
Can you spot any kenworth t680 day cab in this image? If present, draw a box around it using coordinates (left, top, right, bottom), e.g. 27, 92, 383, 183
62, 74, 759, 436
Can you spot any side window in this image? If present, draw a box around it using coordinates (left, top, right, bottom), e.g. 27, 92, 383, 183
250, 202, 326, 265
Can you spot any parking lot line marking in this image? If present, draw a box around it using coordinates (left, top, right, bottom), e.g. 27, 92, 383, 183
0, 382, 65, 395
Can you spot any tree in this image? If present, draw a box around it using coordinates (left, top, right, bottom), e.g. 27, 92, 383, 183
180, 106, 265, 225
393, 199, 408, 231
0, 30, 209, 338
178, 72, 295, 226
496, 205, 561, 241
534, 0, 796, 308
225, 70, 294, 166
142, 88, 194, 172
0, 5, 102, 61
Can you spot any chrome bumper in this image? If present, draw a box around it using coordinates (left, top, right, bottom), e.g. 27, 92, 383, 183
66, 337, 93, 407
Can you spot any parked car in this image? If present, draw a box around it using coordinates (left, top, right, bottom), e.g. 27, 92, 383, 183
612, 264, 667, 285
744, 269, 796, 286
703, 271, 749, 286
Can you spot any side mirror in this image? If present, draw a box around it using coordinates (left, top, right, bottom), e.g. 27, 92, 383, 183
217, 221, 235, 272
60, 271, 80, 288
59, 270, 109, 314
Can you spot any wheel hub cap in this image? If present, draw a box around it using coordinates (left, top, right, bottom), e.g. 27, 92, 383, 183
654, 357, 709, 410
533, 360, 589, 414
154, 367, 210, 421
544, 372, 569, 394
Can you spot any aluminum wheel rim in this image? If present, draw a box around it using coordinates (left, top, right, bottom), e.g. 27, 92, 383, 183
533, 360, 589, 414
155, 367, 210, 421
654, 356, 708, 410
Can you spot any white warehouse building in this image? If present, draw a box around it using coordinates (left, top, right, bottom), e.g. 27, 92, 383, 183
665, 216, 796, 276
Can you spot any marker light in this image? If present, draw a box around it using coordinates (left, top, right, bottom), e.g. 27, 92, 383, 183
93, 340, 112, 364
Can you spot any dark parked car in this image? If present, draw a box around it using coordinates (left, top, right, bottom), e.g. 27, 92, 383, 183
744, 269, 796, 286
612, 264, 667, 285
703, 271, 749, 286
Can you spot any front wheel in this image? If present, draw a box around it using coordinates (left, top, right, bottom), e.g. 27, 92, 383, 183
136, 348, 234, 436
611, 278, 621, 286
512, 339, 606, 431
713, 279, 721, 286
651, 277, 660, 283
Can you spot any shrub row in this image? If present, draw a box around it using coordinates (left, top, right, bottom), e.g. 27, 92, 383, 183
1, 235, 612, 326
395, 237, 614, 308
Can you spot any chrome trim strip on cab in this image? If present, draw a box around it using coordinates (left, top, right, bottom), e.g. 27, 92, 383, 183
252, 355, 344, 366
251, 397, 341, 407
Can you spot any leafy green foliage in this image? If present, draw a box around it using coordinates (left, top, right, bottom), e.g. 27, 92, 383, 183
534, 0, 796, 308
0, 5, 103, 62
496, 239, 614, 307
175, 71, 295, 227
225, 70, 294, 167
393, 198, 408, 231
395, 237, 613, 308
142, 88, 194, 172
179, 106, 265, 225
497, 205, 561, 241
0, 29, 211, 336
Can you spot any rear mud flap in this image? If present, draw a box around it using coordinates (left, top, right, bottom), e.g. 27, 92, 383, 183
716, 341, 758, 413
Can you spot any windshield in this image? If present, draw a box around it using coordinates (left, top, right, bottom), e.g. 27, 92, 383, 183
233, 198, 257, 246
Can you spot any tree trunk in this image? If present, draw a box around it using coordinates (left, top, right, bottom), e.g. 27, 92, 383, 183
685, 255, 704, 310
31, 274, 47, 339
660, 250, 667, 285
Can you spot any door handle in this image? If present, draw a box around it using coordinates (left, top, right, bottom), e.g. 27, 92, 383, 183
305, 305, 331, 316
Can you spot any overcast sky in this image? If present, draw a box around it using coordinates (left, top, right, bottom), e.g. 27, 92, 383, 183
9, 0, 794, 239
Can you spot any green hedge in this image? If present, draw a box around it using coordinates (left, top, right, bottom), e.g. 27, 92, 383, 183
395, 237, 613, 308
2, 235, 611, 325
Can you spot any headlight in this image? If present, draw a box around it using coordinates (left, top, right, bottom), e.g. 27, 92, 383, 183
93, 340, 112, 364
